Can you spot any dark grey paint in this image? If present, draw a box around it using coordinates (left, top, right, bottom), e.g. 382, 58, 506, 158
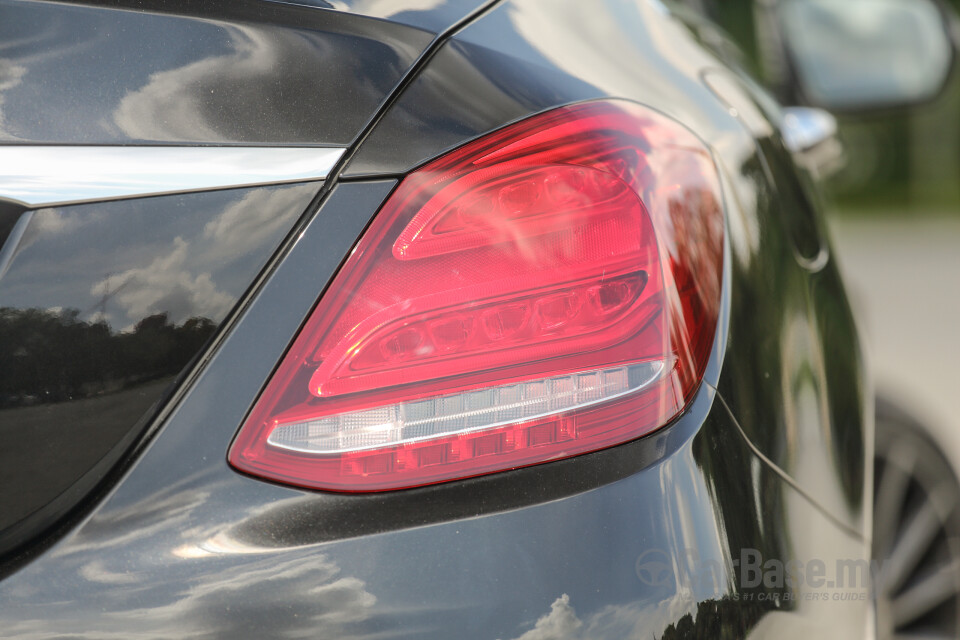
0, 0, 872, 637
0, 0, 430, 145
0, 386, 868, 639
0, 183, 318, 556
342, 0, 869, 535
0, 182, 869, 638
266, 0, 488, 32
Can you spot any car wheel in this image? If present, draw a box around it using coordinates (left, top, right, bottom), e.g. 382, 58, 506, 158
873, 398, 960, 639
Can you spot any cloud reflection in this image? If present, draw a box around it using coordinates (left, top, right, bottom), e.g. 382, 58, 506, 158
0, 58, 25, 139
504, 592, 699, 640
78, 184, 315, 330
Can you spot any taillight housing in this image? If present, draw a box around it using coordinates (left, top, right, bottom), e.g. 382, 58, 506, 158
229, 100, 724, 492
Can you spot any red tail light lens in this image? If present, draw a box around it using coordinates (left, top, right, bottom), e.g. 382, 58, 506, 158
229, 100, 724, 492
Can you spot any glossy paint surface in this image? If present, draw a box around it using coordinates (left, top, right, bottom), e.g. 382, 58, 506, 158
0, 0, 431, 145
0, 0, 871, 636
343, 0, 868, 534
0, 390, 870, 639
0, 183, 319, 556
267, 0, 488, 32
0, 183, 868, 638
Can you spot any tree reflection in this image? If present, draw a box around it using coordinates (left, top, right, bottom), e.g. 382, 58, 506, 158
0, 307, 216, 407
659, 598, 765, 640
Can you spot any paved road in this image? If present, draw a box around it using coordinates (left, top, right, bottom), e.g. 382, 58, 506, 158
0, 378, 172, 528
830, 217, 960, 470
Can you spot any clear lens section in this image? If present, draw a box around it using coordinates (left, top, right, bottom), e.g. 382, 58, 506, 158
267, 361, 665, 454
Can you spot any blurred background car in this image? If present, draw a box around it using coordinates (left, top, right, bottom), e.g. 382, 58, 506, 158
684, 0, 960, 637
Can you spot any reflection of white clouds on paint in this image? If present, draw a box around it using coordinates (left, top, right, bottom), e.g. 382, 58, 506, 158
200, 186, 309, 265
511, 594, 582, 640
78, 560, 139, 586
37, 475, 376, 639
585, 596, 698, 639
112, 26, 272, 141
54, 473, 217, 558
92, 237, 234, 332
86, 184, 314, 330
30, 207, 105, 237
507, 593, 697, 640
2, 471, 378, 637
328, 0, 444, 14
0, 58, 26, 140
7, 553, 376, 639
148, 555, 378, 636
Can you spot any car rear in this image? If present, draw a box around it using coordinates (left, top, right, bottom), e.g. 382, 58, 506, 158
0, 1, 873, 638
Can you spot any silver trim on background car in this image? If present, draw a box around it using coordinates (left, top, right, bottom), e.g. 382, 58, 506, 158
0, 146, 345, 208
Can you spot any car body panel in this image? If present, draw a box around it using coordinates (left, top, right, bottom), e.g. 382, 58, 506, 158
342, 0, 868, 533
0, 0, 488, 562
0, 1, 871, 636
266, 0, 490, 33
0, 0, 432, 145
0, 182, 321, 557
0, 387, 870, 638
0, 175, 868, 634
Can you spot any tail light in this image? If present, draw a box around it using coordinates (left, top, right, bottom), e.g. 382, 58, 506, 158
229, 100, 724, 492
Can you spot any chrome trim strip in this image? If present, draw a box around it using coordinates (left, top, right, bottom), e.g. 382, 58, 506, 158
0, 146, 345, 208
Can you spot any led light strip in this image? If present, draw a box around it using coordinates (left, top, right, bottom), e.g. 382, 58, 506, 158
268, 360, 665, 455
0, 145, 345, 208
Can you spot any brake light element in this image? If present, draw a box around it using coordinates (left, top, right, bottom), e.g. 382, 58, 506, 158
229, 100, 724, 492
